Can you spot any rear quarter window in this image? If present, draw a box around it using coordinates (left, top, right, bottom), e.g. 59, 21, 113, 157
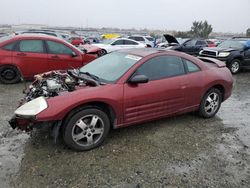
183, 58, 201, 73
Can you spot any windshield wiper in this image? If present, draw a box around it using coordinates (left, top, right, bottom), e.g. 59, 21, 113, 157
80, 71, 100, 81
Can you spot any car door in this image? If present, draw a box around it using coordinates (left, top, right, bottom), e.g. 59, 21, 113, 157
123, 55, 186, 125
109, 39, 126, 51
46, 40, 83, 71
243, 47, 250, 66
195, 40, 208, 55
124, 39, 141, 48
12, 39, 48, 77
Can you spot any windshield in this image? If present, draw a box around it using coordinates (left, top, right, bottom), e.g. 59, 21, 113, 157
0, 35, 12, 43
217, 40, 245, 49
79, 52, 141, 83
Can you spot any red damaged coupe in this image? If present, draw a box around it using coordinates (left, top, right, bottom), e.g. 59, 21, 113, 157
0, 34, 97, 84
9, 48, 233, 151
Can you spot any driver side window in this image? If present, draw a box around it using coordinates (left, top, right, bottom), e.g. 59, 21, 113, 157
135, 55, 185, 81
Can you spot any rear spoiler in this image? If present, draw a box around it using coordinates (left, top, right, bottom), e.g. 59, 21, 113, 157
198, 57, 226, 68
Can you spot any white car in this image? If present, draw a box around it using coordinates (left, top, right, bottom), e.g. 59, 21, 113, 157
128, 35, 155, 47
92, 38, 147, 55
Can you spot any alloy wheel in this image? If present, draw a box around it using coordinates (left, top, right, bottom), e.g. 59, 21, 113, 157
71, 114, 104, 147
204, 92, 219, 115
231, 61, 240, 73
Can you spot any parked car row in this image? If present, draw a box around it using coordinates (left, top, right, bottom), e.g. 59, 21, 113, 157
158, 34, 250, 74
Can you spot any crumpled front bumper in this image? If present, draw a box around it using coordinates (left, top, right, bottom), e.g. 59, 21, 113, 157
9, 116, 36, 131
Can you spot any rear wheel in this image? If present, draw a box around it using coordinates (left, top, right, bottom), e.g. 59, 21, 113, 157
63, 108, 110, 151
228, 59, 241, 74
0, 65, 21, 84
199, 88, 222, 118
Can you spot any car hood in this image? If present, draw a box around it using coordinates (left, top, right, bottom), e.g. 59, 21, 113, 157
202, 47, 238, 52
163, 34, 179, 44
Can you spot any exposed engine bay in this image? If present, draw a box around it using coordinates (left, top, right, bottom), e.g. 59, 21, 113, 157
22, 70, 101, 103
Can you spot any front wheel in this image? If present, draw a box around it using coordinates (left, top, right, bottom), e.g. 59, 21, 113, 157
63, 108, 110, 151
199, 88, 222, 118
228, 59, 241, 74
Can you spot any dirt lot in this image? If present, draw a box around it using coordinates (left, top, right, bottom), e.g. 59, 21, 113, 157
0, 71, 250, 188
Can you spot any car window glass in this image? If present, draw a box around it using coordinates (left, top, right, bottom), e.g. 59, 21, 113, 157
135, 55, 185, 81
183, 59, 200, 73
146, 37, 154, 41
124, 40, 138, 45
47, 40, 73, 55
112, 40, 124, 45
184, 40, 196, 46
196, 40, 206, 45
19, 40, 44, 53
129, 36, 144, 42
2, 41, 17, 51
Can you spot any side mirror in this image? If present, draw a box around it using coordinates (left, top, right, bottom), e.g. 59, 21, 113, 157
72, 51, 78, 57
129, 75, 149, 84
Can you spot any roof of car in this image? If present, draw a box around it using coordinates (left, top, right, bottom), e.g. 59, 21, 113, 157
231, 37, 250, 41
119, 48, 171, 57
13, 33, 62, 40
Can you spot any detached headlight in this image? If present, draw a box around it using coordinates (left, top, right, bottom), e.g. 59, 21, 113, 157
15, 97, 48, 117
218, 52, 230, 57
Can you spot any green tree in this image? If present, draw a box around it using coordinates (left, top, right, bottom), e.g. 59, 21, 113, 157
246, 28, 250, 37
190, 20, 213, 38
174, 31, 192, 38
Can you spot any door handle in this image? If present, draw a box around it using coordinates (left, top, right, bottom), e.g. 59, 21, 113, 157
51, 55, 59, 59
16, 53, 26, 56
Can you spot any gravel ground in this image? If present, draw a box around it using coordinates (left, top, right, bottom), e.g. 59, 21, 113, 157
0, 71, 250, 188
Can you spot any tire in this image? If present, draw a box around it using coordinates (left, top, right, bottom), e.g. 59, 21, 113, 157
63, 108, 110, 151
0, 65, 21, 84
199, 88, 222, 118
228, 59, 241, 74
97, 49, 107, 57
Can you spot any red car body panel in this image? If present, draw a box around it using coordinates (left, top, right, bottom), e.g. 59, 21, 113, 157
0, 34, 97, 79
81, 44, 101, 53
71, 37, 85, 46
35, 50, 233, 129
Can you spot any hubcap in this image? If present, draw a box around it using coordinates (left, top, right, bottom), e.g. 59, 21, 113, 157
204, 92, 219, 115
231, 62, 239, 73
72, 114, 104, 147
1, 69, 16, 80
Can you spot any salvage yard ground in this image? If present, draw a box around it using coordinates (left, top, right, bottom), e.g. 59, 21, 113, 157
0, 71, 250, 188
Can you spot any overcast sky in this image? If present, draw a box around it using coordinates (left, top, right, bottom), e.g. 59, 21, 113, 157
1, 0, 249, 33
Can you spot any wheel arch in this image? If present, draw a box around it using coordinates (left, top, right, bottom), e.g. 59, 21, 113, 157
0, 64, 23, 83
205, 84, 225, 101
62, 101, 117, 130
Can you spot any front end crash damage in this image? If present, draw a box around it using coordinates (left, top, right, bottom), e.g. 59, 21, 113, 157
9, 69, 101, 141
